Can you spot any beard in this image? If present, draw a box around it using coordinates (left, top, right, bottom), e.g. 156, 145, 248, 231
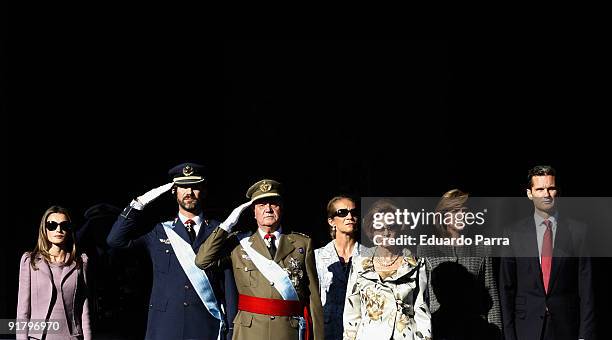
178, 196, 200, 212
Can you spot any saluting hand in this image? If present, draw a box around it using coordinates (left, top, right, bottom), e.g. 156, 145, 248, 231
219, 201, 252, 232
135, 182, 174, 208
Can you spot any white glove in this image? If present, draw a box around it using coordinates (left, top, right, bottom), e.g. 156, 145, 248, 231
219, 201, 253, 232
131, 182, 174, 209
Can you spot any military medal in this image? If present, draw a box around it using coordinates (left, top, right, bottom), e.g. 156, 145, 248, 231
284, 257, 304, 287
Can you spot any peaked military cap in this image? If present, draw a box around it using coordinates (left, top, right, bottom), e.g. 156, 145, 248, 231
168, 162, 206, 185
246, 179, 282, 202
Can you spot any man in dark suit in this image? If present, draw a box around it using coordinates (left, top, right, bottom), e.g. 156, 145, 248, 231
107, 163, 237, 340
499, 165, 595, 340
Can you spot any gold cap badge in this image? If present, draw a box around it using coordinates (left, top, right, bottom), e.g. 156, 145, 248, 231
260, 181, 272, 192
182, 165, 194, 176
246, 179, 282, 201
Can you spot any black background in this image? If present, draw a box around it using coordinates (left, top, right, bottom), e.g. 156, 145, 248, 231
2, 15, 611, 339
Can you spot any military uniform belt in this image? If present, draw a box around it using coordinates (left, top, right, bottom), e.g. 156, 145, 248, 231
238, 294, 313, 340
238, 294, 304, 316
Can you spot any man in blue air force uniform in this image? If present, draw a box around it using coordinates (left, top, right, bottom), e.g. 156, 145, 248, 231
107, 163, 237, 340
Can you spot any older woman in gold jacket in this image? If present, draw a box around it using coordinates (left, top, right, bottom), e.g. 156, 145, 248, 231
343, 200, 431, 340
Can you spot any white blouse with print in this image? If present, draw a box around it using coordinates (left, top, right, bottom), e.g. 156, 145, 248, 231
343, 248, 431, 340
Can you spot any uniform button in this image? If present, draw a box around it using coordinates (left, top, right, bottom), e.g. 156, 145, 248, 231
244, 267, 249, 272
270, 316, 275, 320
184, 302, 189, 307
270, 282, 274, 286
185, 285, 190, 289
165, 249, 170, 254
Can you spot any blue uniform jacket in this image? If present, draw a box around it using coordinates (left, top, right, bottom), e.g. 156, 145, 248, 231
107, 205, 237, 340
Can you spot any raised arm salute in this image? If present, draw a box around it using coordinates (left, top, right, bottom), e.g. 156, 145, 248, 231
107, 162, 237, 340
196, 179, 324, 340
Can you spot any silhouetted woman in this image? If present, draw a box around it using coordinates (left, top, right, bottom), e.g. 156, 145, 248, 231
417, 189, 501, 339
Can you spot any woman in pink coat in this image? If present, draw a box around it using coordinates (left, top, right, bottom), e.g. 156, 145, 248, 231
17, 206, 91, 340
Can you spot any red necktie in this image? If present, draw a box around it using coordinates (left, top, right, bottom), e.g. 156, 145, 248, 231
185, 219, 196, 242
264, 233, 277, 258
541, 219, 553, 293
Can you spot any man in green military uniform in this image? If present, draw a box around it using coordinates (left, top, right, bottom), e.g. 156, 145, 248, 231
195, 179, 324, 340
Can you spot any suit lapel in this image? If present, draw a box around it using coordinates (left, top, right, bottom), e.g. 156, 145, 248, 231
36, 256, 54, 299
172, 218, 192, 244
548, 218, 570, 294
38, 255, 77, 304
325, 241, 348, 284
519, 218, 546, 293
37, 255, 53, 280
193, 218, 212, 249
60, 258, 77, 287
274, 234, 296, 263
521, 218, 541, 258
360, 255, 380, 281
318, 242, 334, 261
250, 232, 273, 260
317, 242, 333, 265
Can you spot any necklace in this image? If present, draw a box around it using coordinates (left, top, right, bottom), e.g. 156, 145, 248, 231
373, 253, 401, 267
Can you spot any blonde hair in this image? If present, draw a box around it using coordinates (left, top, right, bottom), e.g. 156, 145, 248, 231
29, 206, 80, 270
326, 196, 357, 239
434, 189, 469, 237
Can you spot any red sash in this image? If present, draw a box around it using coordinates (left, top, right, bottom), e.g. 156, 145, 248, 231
238, 294, 312, 340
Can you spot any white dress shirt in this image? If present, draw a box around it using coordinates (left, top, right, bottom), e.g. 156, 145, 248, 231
258, 226, 282, 249
178, 212, 204, 236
